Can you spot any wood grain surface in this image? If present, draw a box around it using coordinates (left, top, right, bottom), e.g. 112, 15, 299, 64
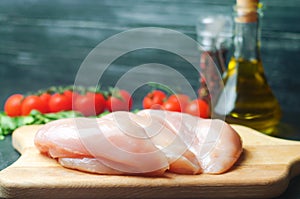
0, 124, 300, 199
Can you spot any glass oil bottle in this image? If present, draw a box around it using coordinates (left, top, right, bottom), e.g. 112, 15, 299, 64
214, 0, 281, 135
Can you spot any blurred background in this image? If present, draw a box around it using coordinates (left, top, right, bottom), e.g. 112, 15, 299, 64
1, 0, 300, 135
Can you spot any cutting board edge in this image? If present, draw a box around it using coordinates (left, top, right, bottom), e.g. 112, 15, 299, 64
0, 161, 292, 199
12, 125, 42, 153
0, 179, 290, 199
0, 159, 293, 199
232, 124, 300, 145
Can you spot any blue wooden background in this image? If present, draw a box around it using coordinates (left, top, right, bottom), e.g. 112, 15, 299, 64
1, 0, 300, 113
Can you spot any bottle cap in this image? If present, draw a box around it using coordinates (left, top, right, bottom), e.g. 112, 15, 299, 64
235, 0, 259, 23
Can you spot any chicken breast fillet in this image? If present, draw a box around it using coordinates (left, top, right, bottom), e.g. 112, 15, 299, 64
34, 110, 242, 176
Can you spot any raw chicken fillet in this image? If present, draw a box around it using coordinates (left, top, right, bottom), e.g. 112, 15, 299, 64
34, 110, 243, 176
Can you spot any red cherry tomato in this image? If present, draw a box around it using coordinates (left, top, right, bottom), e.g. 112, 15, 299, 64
63, 90, 79, 102
162, 100, 181, 112
4, 94, 24, 117
74, 94, 93, 116
63, 90, 73, 99
184, 99, 210, 118
39, 93, 51, 113
166, 94, 190, 112
74, 92, 106, 116
91, 92, 106, 115
21, 95, 48, 115
48, 93, 72, 113
106, 89, 133, 112
142, 90, 167, 109
63, 90, 79, 109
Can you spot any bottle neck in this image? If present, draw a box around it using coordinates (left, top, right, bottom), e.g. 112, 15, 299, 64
233, 21, 261, 61
233, 1, 262, 62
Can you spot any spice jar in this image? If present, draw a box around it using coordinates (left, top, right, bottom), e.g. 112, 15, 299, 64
196, 15, 233, 111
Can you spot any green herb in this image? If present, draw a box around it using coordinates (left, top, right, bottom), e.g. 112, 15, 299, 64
0, 110, 83, 140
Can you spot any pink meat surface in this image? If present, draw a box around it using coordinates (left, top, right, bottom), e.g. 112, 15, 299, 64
34, 110, 243, 176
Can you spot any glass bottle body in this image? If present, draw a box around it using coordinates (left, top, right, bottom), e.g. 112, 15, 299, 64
218, 57, 281, 134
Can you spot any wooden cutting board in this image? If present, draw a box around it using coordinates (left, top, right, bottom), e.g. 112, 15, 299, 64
0, 124, 300, 199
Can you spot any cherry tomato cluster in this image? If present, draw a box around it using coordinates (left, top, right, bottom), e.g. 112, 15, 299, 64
142, 90, 210, 118
4, 87, 133, 117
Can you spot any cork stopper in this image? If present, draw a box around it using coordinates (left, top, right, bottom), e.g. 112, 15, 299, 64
235, 0, 259, 23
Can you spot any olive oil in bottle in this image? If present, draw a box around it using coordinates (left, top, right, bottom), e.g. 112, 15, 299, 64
214, 0, 281, 135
